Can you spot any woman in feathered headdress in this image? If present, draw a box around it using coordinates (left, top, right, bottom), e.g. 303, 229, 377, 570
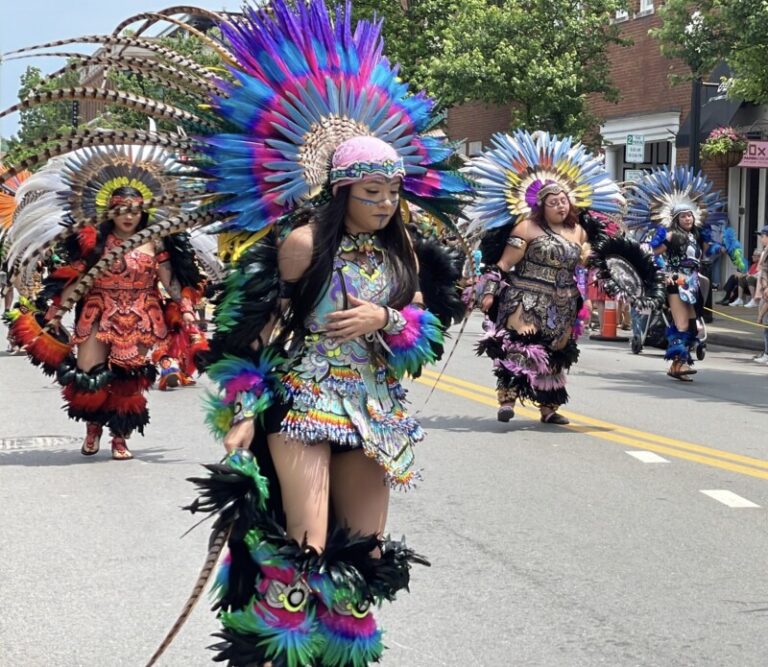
129, 2, 472, 665
466, 131, 654, 425
625, 166, 743, 381
4, 146, 208, 460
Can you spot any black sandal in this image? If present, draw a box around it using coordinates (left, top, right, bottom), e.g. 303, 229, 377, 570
497, 404, 515, 422
540, 411, 570, 425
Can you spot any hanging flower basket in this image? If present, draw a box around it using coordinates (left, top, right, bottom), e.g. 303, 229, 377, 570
701, 127, 747, 169
708, 149, 745, 169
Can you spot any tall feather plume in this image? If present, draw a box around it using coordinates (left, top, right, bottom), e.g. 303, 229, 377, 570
3, 34, 217, 82
144, 524, 232, 667
8, 52, 226, 100
0, 87, 216, 130
107, 11, 238, 68
113, 6, 228, 38
0, 130, 197, 189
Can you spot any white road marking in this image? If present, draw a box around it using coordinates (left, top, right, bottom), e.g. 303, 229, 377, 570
700, 490, 761, 508
626, 450, 669, 463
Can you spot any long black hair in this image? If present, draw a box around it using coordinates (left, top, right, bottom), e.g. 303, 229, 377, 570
278, 185, 419, 346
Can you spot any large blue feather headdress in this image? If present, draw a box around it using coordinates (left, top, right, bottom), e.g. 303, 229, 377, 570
463, 130, 625, 233
201, 0, 471, 233
624, 165, 726, 231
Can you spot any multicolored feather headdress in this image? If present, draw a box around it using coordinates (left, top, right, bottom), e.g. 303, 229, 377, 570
623, 165, 726, 231
200, 0, 471, 233
59, 144, 188, 219
463, 130, 625, 233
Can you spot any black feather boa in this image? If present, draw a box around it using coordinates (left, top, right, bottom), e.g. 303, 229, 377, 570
411, 230, 467, 328
203, 234, 280, 369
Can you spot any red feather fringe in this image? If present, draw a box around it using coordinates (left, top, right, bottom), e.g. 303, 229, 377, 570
51, 265, 82, 285
10, 312, 71, 371
63, 385, 110, 413
103, 392, 147, 415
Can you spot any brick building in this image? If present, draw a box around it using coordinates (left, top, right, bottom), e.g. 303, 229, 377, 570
444, 0, 768, 271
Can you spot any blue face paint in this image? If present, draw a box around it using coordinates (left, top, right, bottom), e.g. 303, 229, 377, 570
350, 193, 399, 207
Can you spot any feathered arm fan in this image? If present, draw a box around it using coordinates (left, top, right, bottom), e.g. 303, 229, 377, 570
723, 227, 747, 272
411, 231, 467, 329
204, 233, 281, 366
163, 231, 205, 290
589, 234, 666, 310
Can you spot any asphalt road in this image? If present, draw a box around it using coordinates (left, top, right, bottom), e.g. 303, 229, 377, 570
1, 314, 767, 667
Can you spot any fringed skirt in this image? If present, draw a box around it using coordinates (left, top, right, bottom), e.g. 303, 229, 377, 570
477, 324, 580, 406
274, 359, 423, 489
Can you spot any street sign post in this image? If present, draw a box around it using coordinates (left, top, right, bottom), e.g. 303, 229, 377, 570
626, 134, 645, 163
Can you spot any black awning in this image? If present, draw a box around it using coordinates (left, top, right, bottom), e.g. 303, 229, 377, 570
676, 62, 742, 148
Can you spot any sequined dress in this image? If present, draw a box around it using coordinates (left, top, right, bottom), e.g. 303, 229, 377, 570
72, 234, 167, 366
665, 232, 701, 305
279, 234, 422, 487
497, 230, 582, 343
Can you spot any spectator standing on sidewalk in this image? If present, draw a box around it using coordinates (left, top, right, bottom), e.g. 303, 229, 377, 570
753, 227, 768, 363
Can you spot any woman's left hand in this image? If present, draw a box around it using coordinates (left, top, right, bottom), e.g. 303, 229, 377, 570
326, 294, 387, 342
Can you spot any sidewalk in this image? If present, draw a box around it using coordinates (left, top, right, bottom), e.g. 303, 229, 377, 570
703, 290, 765, 353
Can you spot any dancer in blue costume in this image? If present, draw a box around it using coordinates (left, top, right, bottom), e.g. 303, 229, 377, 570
624, 167, 745, 381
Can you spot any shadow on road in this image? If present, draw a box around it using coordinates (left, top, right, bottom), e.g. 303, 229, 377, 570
0, 446, 185, 466
574, 362, 768, 412
420, 413, 548, 434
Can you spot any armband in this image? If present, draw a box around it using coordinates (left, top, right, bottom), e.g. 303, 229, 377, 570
279, 280, 296, 299
382, 306, 407, 335
506, 235, 527, 250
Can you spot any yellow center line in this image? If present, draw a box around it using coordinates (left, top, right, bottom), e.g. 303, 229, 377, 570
415, 369, 768, 480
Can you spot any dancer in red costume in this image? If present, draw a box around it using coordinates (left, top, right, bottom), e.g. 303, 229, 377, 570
5, 148, 208, 460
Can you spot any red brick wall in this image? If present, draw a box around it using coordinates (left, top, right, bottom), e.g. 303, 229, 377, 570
589, 4, 691, 121
445, 102, 513, 148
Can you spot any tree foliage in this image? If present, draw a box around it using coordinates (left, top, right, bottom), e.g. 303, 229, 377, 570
3, 66, 80, 165
101, 31, 223, 131
352, 0, 629, 136
652, 0, 768, 103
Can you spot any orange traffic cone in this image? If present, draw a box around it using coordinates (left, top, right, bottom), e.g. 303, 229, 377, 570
589, 300, 627, 342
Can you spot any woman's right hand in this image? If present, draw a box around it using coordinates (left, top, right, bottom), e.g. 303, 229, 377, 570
223, 418, 255, 452
480, 294, 494, 313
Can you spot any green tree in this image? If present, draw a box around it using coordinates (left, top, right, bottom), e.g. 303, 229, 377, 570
652, 0, 768, 103
3, 66, 80, 165
353, 0, 629, 137
100, 31, 223, 131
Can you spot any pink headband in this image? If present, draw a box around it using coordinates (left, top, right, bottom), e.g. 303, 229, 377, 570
330, 136, 405, 193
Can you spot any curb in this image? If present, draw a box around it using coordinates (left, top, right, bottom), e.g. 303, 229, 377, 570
706, 331, 763, 352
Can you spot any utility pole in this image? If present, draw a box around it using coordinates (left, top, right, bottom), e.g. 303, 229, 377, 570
689, 76, 702, 173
